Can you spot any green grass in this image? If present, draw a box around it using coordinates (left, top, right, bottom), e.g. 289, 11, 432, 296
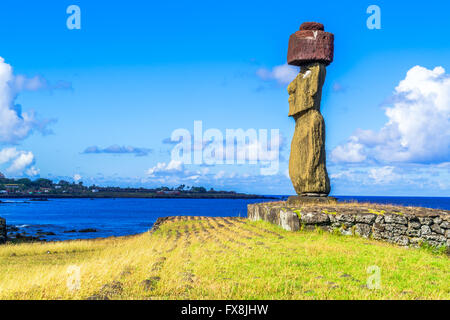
0, 217, 448, 300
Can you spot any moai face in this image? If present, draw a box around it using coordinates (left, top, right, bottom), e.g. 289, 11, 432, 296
287, 63, 326, 118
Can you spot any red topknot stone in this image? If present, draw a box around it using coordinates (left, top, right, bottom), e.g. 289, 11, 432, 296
287, 22, 334, 66
299, 22, 324, 31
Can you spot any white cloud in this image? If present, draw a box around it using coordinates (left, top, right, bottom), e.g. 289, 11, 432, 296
73, 174, 82, 182
0, 57, 55, 144
331, 138, 366, 163
368, 166, 397, 184
331, 65, 450, 164
12, 74, 47, 92
0, 147, 38, 175
25, 166, 40, 176
256, 64, 298, 85
214, 170, 226, 179
146, 160, 183, 176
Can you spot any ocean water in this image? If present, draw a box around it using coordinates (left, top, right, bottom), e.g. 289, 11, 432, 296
0, 198, 277, 241
0, 196, 448, 241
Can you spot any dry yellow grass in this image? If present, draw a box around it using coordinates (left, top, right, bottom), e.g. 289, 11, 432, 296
0, 216, 449, 300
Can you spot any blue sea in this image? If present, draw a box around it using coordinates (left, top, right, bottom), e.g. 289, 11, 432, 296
1, 196, 449, 241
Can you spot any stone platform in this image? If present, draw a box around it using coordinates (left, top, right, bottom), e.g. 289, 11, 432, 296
248, 201, 450, 248
287, 196, 337, 206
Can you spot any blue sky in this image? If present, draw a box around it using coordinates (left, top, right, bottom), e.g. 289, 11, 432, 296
0, 0, 449, 196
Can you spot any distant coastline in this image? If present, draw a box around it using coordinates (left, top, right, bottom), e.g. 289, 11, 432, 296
0, 192, 277, 200
0, 176, 278, 200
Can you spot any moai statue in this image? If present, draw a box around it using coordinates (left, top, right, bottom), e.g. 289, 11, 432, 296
286, 22, 336, 204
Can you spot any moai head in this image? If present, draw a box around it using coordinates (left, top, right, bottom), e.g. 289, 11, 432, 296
287, 63, 326, 117
286, 22, 334, 118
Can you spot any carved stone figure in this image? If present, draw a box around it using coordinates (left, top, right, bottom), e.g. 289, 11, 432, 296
286, 22, 334, 200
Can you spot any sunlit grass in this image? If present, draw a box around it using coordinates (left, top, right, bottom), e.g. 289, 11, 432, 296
0, 217, 448, 300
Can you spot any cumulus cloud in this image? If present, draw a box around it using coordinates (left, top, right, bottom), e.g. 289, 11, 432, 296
256, 64, 298, 85
0, 147, 38, 176
0, 57, 58, 144
368, 166, 398, 184
331, 66, 450, 164
146, 160, 183, 176
73, 174, 82, 182
83, 145, 152, 157
328, 162, 450, 196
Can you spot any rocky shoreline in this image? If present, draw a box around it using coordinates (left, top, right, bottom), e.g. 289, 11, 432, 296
2, 224, 99, 243
0, 217, 5, 244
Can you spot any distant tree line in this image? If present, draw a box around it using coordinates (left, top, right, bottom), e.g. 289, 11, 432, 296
0, 176, 234, 195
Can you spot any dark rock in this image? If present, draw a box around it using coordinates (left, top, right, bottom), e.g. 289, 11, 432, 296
440, 221, 449, 229
406, 228, 421, 237
78, 228, 97, 233
15, 233, 36, 240
433, 217, 443, 225
301, 211, 329, 225
423, 234, 446, 242
408, 221, 421, 229
373, 223, 385, 232
421, 225, 432, 236
355, 214, 376, 224
0, 217, 6, 244
384, 214, 407, 225
419, 217, 433, 226
36, 232, 56, 236
431, 224, 444, 235
393, 236, 409, 246
336, 214, 355, 223
375, 215, 384, 224
355, 224, 371, 238
384, 224, 407, 235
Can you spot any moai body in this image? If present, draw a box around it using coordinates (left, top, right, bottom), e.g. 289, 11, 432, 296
286, 22, 336, 204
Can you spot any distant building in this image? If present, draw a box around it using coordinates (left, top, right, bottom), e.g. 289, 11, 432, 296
0, 172, 5, 179
4, 184, 20, 190
156, 190, 180, 195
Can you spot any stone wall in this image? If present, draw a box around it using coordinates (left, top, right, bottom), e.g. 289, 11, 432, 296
248, 201, 450, 248
0, 217, 6, 244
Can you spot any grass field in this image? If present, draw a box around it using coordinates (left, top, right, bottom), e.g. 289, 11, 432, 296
0, 216, 448, 300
